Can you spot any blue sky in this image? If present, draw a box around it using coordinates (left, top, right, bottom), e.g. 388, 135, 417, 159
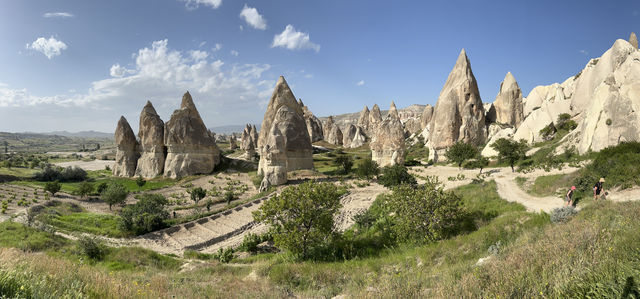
0, 0, 638, 133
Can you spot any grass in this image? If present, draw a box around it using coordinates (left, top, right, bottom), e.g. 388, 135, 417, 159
0, 221, 69, 251
0, 167, 39, 178
313, 145, 372, 176
527, 171, 579, 197
33, 201, 126, 238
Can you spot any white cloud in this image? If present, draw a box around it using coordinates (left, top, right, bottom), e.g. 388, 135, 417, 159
181, 0, 222, 9
212, 43, 222, 51
1, 39, 273, 131
230, 50, 239, 56
198, 41, 207, 48
357, 80, 365, 86
579, 49, 589, 55
271, 25, 320, 52
109, 64, 134, 77
43, 12, 74, 18
304, 74, 313, 79
26, 36, 68, 59
239, 4, 267, 30
239, 25, 244, 31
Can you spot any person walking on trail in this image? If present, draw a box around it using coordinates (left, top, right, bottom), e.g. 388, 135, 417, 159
594, 178, 605, 200
566, 186, 576, 206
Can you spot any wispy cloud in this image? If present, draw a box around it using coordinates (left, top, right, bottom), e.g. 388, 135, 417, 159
180, 0, 221, 10
579, 49, 588, 55
26, 36, 68, 59
357, 80, 365, 86
230, 50, 239, 56
239, 4, 267, 30
272, 25, 320, 52
43, 12, 74, 18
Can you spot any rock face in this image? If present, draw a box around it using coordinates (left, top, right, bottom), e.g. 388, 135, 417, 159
163, 92, 221, 178
342, 124, 357, 148
481, 126, 515, 157
351, 126, 367, 148
403, 118, 422, 136
257, 76, 314, 190
229, 136, 238, 150
241, 124, 256, 160
429, 49, 486, 161
323, 116, 343, 146
420, 104, 433, 130
631, 32, 638, 49
369, 104, 383, 129
357, 106, 370, 133
113, 116, 140, 177
250, 125, 259, 146
493, 72, 524, 127
370, 102, 406, 166
135, 101, 165, 178
302, 105, 324, 143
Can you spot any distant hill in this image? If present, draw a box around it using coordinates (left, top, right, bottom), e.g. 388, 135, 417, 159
209, 125, 261, 135
319, 104, 426, 129
43, 131, 114, 139
0, 132, 115, 153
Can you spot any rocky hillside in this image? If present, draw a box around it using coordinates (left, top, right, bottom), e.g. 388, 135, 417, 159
319, 104, 425, 130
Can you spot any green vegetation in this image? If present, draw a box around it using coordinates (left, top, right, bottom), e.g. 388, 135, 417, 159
119, 193, 170, 235
573, 141, 640, 194
33, 201, 125, 238
356, 157, 379, 179
101, 181, 129, 210
335, 154, 354, 174
462, 156, 489, 173
313, 146, 371, 176
44, 180, 61, 196
445, 141, 478, 168
378, 164, 416, 187
77, 181, 94, 199
404, 140, 429, 165
0, 221, 69, 251
491, 138, 528, 172
254, 181, 343, 260
525, 171, 579, 197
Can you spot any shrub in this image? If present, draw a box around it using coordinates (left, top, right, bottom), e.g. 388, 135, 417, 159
224, 191, 235, 205
77, 236, 106, 260
189, 187, 207, 205
77, 182, 94, 199
44, 181, 61, 196
96, 182, 108, 194
119, 193, 169, 235
356, 158, 379, 179
378, 165, 417, 187
491, 138, 529, 172
136, 176, 146, 188
101, 182, 128, 210
382, 177, 463, 244
335, 155, 354, 174
550, 206, 577, 223
215, 247, 234, 263
35, 165, 87, 182
253, 181, 342, 260
573, 142, 640, 192
463, 157, 489, 173
539, 122, 557, 140
445, 141, 478, 168
606, 118, 612, 126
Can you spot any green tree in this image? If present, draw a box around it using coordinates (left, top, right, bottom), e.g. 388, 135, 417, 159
119, 193, 169, 235
135, 176, 146, 189
44, 181, 61, 196
253, 181, 342, 260
383, 176, 463, 244
378, 165, 417, 187
491, 138, 529, 172
445, 141, 479, 168
189, 187, 207, 205
356, 157, 380, 179
101, 182, 128, 210
77, 182, 94, 199
463, 156, 490, 174
335, 155, 354, 174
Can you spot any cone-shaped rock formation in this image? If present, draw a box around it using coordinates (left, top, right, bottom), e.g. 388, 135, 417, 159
135, 101, 165, 178
370, 102, 406, 166
113, 116, 140, 177
493, 72, 524, 127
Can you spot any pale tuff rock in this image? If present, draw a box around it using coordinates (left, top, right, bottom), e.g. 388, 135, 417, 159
135, 101, 165, 178
302, 103, 324, 142
403, 118, 422, 136
370, 102, 406, 166
351, 126, 367, 148
241, 124, 256, 160
257, 76, 314, 189
250, 125, 259, 146
429, 49, 487, 161
342, 124, 357, 148
323, 116, 343, 145
369, 104, 383, 128
357, 106, 371, 133
420, 104, 434, 130
229, 136, 239, 150
163, 92, 221, 178
493, 72, 524, 127
516, 39, 640, 153
630, 32, 638, 50
481, 126, 515, 157
113, 116, 140, 177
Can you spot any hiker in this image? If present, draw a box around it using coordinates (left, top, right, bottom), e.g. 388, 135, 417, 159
593, 178, 605, 200
566, 186, 576, 206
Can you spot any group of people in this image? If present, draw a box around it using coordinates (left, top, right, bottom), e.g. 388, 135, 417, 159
564, 178, 606, 207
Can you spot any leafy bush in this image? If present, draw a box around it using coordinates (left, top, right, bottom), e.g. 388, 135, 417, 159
119, 193, 169, 235
136, 176, 146, 188
539, 123, 557, 140
491, 138, 528, 172
35, 164, 87, 182
550, 206, 577, 223
77, 182, 94, 199
606, 118, 612, 126
214, 247, 234, 263
77, 236, 106, 260
378, 165, 417, 187
356, 157, 379, 179
44, 181, 61, 196
335, 154, 354, 174
445, 141, 478, 168
381, 177, 463, 244
253, 181, 342, 260
101, 182, 128, 210
238, 233, 272, 253
189, 187, 207, 204
573, 142, 640, 192
556, 113, 577, 131
463, 157, 489, 173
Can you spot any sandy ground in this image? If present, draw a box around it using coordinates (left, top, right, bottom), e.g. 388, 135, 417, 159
54, 159, 114, 171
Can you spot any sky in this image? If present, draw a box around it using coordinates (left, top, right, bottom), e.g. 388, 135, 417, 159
0, 0, 639, 133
